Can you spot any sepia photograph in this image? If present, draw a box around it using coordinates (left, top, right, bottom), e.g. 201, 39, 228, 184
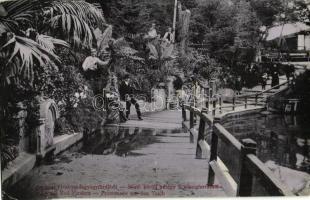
0, 0, 309, 199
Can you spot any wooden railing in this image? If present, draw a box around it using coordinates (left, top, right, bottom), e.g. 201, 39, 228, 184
196, 79, 293, 116
181, 104, 294, 196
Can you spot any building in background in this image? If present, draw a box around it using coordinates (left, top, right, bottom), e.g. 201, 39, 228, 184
261, 22, 310, 63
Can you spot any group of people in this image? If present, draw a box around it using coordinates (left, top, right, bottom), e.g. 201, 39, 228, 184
232, 62, 296, 94
260, 63, 295, 90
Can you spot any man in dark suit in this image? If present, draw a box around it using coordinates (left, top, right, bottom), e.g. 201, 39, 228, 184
119, 75, 143, 120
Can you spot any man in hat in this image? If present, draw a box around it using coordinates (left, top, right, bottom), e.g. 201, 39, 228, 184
119, 75, 143, 120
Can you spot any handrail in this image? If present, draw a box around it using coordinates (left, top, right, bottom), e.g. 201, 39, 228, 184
254, 79, 291, 97
245, 154, 294, 196
181, 104, 294, 196
236, 79, 291, 99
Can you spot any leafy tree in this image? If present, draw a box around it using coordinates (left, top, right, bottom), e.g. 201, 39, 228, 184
92, 0, 175, 37
250, 0, 284, 26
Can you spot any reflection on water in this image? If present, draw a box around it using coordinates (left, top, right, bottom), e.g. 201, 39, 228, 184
222, 114, 310, 173
82, 126, 160, 157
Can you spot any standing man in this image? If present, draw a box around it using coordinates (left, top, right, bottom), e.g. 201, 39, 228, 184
119, 75, 143, 120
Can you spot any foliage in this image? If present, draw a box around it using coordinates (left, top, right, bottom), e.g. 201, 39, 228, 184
0, 0, 109, 166
92, 0, 174, 37
250, 0, 310, 26
147, 39, 174, 70
0, 0, 35, 34
55, 96, 104, 135
0, 0, 106, 86
176, 50, 220, 84
0, 32, 65, 85
1, 144, 19, 170
187, 0, 263, 88
249, 0, 284, 26
46, 0, 107, 48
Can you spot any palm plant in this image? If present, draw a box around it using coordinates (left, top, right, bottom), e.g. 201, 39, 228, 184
147, 39, 175, 70
45, 0, 107, 47
0, 0, 107, 86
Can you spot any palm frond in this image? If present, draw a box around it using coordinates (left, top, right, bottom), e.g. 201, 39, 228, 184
0, 34, 61, 84
36, 34, 69, 53
95, 25, 113, 51
50, 13, 94, 47
0, 0, 36, 33
111, 37, 130, 50
47, 0, 106, 26
147, 41, 174, 60
44, 0, 107, 48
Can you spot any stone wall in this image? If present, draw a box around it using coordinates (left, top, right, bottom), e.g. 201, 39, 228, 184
34, 99, 59, 157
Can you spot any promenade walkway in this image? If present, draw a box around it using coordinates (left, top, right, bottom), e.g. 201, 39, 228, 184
8, 110, 226, 199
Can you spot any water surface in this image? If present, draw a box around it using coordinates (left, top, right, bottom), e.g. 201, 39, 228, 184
222, 114, 309, 173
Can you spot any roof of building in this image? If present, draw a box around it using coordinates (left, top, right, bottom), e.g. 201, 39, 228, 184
265, 22, 310, 41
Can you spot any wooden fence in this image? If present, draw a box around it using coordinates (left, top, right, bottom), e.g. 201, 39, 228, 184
181, 104, 294, 196
195, 79, 293, 116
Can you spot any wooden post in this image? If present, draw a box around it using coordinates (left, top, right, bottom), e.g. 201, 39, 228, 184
237, 138, 257, 196
189, 108, 194, 143
255, 95, 258, 106
196, 108, 207, 159
212, 98, 216, 116
182, 104, 187, 121
206, 96, 210, 113
219, 96, 222, 113
245, 96, 248, 109
190, 109, 194, 129
207, 117, 221, 185
232, 96, 235, 111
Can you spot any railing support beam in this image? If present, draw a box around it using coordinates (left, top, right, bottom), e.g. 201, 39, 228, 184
196, 108, 207, 159
182, 104, 187, 121
232, 96, 236, 111
207, 117, 221, 185
237, 138, 257, 196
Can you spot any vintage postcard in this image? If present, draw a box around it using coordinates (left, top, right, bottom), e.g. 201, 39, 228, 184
1, 0, 309, 199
